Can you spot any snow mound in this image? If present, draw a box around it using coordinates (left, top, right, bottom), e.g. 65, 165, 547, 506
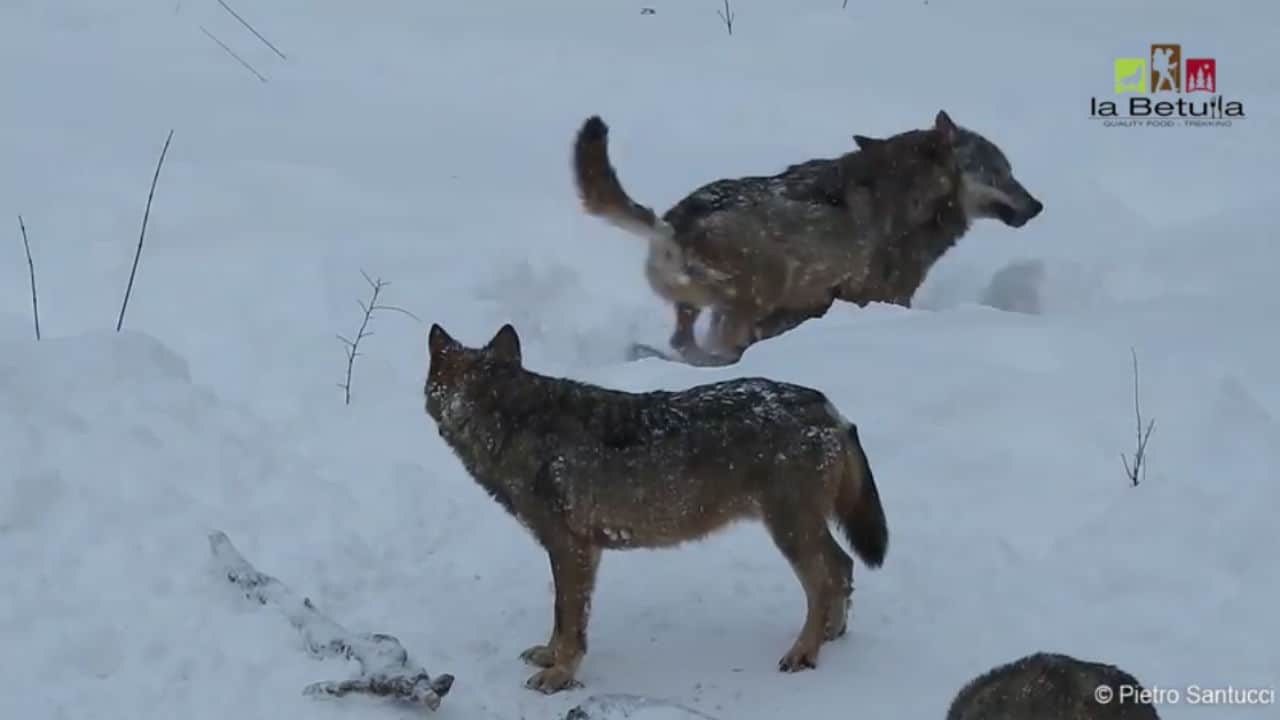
0, 330, 454, 719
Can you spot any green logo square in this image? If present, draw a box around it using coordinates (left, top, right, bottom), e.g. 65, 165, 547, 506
1114, 58, 1146, 93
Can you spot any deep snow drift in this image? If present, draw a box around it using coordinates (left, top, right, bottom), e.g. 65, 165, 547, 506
2, 1, 1277, 719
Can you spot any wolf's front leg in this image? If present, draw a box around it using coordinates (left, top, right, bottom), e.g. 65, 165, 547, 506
667, 302, 700, 351
519, 545, 568, 668
523, 538, 601, 694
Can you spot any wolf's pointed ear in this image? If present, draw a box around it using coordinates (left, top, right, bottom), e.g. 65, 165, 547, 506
853, 134, 884, 150
428, 323, 454, 359
485, 323, 522, 364
934, 110, 958, 143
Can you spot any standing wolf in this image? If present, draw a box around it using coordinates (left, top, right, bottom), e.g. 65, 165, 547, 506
573, 112, 961, 365
424, 322, 888, 694
947, 652, 1160, 719
573, 111, 1043, 363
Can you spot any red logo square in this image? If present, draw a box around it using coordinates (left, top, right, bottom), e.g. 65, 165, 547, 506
1185, 58, 1216, 93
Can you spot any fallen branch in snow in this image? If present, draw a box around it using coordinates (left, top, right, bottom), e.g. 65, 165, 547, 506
716, 0, 735, 35
208, 531, 454, 711
116, 129, 174, 332
215, 0, 288, 60
18, 215, 40, 340
338, 270, 421, 405
1121, 348, 1156, 487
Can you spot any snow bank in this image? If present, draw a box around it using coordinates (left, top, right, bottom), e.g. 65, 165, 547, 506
0, 329, 459, 718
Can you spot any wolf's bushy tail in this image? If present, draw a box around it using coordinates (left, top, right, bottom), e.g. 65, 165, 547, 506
573, 116, 671, 241
835, 424, 888, 567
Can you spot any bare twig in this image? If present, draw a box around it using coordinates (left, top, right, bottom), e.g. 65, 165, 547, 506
843, 0, 850, 8
716, 0, 735, 35
338, 271, 420, 405
370, 303, 422, 323
116, 129, 174, 332
18, 216, 40, 340
1120, 348, 1156, 487
338, 274, 385, 405
215, 0, 288, 60
200, 25, 269, 83
208, 531, 454, 711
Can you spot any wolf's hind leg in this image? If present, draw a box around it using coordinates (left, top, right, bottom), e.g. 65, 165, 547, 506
524, 538, 601, 694
761, 500, 834, 672
821, 532, 854, 641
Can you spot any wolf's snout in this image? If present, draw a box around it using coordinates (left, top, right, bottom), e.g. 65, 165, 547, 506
1026, 196, 1044, 220
1002, 192, 1043, 228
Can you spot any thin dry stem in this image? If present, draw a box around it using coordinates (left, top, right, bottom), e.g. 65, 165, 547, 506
1121, 348, 1156, 487
716, 0, 735, 35
200, 25, 269, 83
18, 215, 40, 340
215, 0, 288, 60
116, 129, 174, 332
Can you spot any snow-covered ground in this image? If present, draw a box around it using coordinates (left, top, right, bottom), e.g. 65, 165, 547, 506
2, 1, 1277, 718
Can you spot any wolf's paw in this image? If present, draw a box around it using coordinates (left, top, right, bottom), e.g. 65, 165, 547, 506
519, 644, 556, 668
524, 666, 582, 694
777, 645, 819, 673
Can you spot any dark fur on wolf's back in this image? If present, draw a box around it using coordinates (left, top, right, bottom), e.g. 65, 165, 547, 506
947, 652, 1160, 720
425, 322, 888, 694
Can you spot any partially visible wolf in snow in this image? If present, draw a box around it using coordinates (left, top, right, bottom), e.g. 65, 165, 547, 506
947, 652, 1160, 719
424, 322, 888, 694
572, 111, 1042, 364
